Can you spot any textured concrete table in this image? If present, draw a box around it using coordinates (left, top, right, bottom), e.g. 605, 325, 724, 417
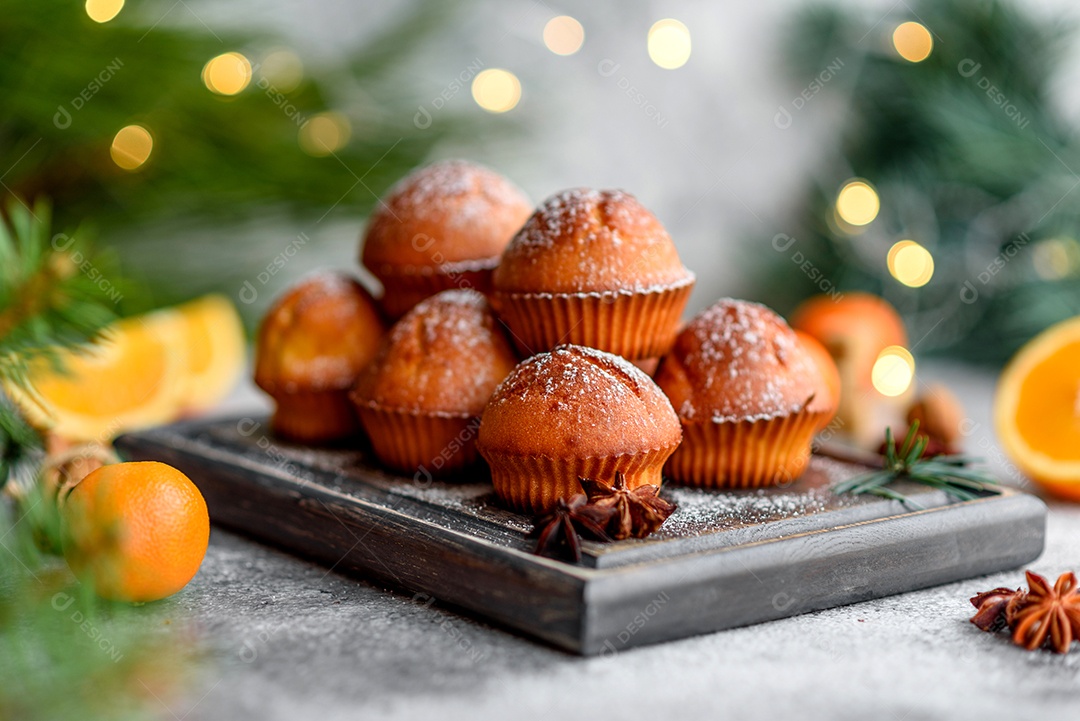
133, 363, 1080, 721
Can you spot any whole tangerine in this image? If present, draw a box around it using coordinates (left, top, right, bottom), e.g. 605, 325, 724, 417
62, 461, 210, 602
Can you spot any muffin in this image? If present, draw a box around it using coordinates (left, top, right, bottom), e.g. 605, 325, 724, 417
361, 160, 533, 319
350, 289, 518, 476
491, 189, 695, 366
655, 299, 834, 488
255, 272, 385, 443
477, 344, 682, 514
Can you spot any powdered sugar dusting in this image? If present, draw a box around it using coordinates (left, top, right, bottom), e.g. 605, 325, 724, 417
383, 159, 530, 230
673, 298, 817, 422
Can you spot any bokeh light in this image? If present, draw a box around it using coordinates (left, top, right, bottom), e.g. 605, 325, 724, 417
543, 16, 585, 56
893, 22, 933, 63
202, 52, 253, 96
299, 112, 351, 156
259, 49, 304, 93
471, 69, 522, 113
648, 19, 692, 69
1032, 238, 1080, 280
835, 180, 880, 226
110, 125, 153, 170
85, 0, 124, 23
887, 240, 935, 287
872, 346, 916, 397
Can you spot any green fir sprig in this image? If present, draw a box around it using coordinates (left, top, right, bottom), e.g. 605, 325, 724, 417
0, 198, 126, 488
834, 421, 1001, 507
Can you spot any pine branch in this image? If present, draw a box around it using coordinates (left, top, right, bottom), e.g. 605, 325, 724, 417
833, 421, 1001, 507
0, 198, 125, 489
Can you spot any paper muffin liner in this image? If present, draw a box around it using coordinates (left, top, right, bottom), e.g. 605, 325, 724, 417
665, 408, 830, 489
483, 443, 679, 515
491, 277, 694, 360
356, 402, 481, 476
376, 263, 496, 320
271, 390, 361, 443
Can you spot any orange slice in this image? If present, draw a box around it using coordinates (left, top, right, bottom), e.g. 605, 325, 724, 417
995, 315, 1080, 500
173, 294, 245, 413
6, 311, 186, 442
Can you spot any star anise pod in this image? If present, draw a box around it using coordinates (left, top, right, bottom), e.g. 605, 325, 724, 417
530, 494, 613, 563
1008, 570, 1080, 654
577, 471, 677, 540
969, 587, 1024, 632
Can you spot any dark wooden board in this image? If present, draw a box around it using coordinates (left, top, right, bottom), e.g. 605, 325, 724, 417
115, 417, 1047, 655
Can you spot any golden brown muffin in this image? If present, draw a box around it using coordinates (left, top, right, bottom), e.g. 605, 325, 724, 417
655, 299, 832, 488
491, 188, 694, 363
477, 344, 682, 514
361, 160, 533, 319
255, 272, 386, 443
350, 289, 518, 476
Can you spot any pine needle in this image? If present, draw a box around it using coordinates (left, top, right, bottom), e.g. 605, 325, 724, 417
833, 421, 1002, 507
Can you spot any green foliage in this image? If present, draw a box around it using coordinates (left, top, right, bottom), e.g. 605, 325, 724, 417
0, 481, 196, 721
0, 0, 461, 233
756, 0, 1080, 364
834, 421, 1000, 506
0, 198, 129, 489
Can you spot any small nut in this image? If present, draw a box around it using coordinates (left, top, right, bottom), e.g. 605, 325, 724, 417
906, 384, 966, 447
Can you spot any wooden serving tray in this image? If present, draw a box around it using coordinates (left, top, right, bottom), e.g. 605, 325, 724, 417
115, 417, 1046, 655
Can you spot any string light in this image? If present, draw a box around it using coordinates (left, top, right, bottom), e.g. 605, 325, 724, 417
887, 240, 935, 287
835, 180, 880, 226
110, 125, 153, 170
543, 16, 585, 56
259, 49, 304, 93
471, 69, 521, 113
85, 0, 124, 23
202, 52, 253, 96
872, 346, 915, 397
299, 112, 351, 156
1032, 238, 1080, 280
893, 22, 933, 63
648, 19, 691, 69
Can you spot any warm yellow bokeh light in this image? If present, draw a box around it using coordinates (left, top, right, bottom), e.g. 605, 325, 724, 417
887, 240, 935, 287
471, 69, 522, 113
202, 52, 253, 96
648, 19, 692, 69
872, 346, 915, 397
85, 0, 124, 23
259, 49, 304, 92
893, 21, 933, 63
1032, 238, 1080, 280
543, 16, 585, 56
110, 125, 153, 171
299, 112, 351, 157
836, 180, 880, 226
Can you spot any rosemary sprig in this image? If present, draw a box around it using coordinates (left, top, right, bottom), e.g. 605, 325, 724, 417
833, 421, 1001, 508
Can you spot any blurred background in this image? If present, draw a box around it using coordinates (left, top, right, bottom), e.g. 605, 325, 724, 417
3, 0, 1080, 364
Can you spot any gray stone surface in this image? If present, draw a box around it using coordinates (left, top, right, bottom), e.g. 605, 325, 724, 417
131, 363, 1080, 721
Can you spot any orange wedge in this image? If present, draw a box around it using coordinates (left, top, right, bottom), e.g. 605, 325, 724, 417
995, 315, 1080, 501
7, 311, 186, 442
172, 294, 245, 414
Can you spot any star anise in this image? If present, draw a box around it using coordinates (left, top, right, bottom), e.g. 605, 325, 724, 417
969, 586, 1024, 632
970, 570, 1080, 654
577, 471, 677, 540
530, 495, 613, 563
1009, 570, 1080, 654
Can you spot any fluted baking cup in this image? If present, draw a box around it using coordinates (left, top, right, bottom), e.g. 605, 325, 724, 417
376, 262, 496, 320
492, 277, 694, 359
271, 390, 361, 443
483, 443, 679, 515
665, 408, 829, 489
356, 402, 481, 476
